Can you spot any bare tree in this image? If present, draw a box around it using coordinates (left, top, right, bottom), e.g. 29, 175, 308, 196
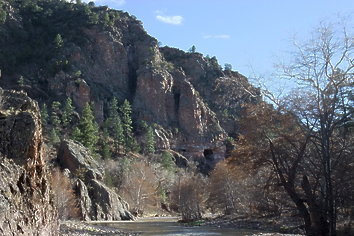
50, 169, 79, 220
208, 159, 285, 216
170, 173, 208, 222
121, 161, 158, 216
236, 21, 354, 236
277, 21, 353, 235
208, 161, 238, 214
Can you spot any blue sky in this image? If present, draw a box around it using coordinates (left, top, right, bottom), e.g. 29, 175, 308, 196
84, 0, 353, 78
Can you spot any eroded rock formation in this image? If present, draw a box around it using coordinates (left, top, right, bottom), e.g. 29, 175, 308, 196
0, 88, 58, 235
57, 139, 134, 221
0, 1, 261, 173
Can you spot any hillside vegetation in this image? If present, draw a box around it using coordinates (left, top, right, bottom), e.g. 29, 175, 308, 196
0, 1, 353, 235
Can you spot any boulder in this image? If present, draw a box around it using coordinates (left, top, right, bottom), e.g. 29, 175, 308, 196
0, 88, 58, 235
89, 179, 134, 220
66, 78, 91, 113
57, 139, 103, 181
0, 89, 42, 166
75, 179, 93, 221
169, 150, 189, 168
58, 139, 134, 221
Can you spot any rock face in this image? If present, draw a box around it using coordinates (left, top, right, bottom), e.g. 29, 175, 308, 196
0, 1, 261, 172
89, 179, 133, 220
0, 88, 58, 235
57, 139, 134, 221
58, 140, 103, 181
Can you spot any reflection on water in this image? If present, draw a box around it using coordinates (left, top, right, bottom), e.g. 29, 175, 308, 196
101, 217, 260, 236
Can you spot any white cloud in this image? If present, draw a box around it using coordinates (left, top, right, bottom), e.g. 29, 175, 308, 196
203, 34, 231, 39
154, 10, 164, 15
156, 15, 183, 25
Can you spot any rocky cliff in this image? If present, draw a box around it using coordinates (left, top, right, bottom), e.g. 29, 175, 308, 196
0, 0, 260, 171
0, 88, 58, 235
57, 139, 134, 221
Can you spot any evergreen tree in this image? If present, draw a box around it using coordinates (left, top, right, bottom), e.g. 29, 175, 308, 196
188, 45, 196, 53
54, 34, 63, 48
101, 123, 111, 159
102, 12, 110, 26
137, 120, 149, 134
224, 63, 232, 71
113, 117, 124, 154
144, 126, 155, 155
62, 97, 74, 127
88, 12, 99, 24
131, 138, 141, 153
50, 128, 60, 144
17, 76, 25, 87
40, 103, 49, 126
71, 126, 82, 142
120, 99, 134, 153
107, 97, 125, 154
108, 97, 119, 127
0, 3, 6, 24
160, 151, 175, 171
51, 101, 61, 130
77, 103, 98, 151
102, 142, 111, 159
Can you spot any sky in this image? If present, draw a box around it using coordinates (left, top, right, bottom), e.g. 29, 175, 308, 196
83, 0, 353, 79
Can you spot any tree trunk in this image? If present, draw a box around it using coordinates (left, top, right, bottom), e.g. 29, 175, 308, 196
302, 175, 329, 236
321, 125, 336, 236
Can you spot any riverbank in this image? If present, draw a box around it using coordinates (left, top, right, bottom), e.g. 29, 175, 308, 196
60, 217, 304, 236
201, 215, 304, 235
60, 221, 140, 236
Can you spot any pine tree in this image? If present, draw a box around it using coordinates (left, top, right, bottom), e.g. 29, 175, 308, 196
40, 103, 49, 126
107, 98, 124, 154
102, 12, 110, 26
17, 76, 25, 87
101, 123, 111, 159
102, 143, 111, 159
71, 126, 82, 142
131, 138, 141, 153
50, 128, 60, 144
51, 101, 61, 130
188, 45, 196, 53
113, 117, 124, 154
62, 97, 74, 127
161, 151, 175, 171
120, 99, 134, 153
77, 103, 98, 151
144, 126, 155, 155
0, 3, 7, 24
108, 97, 119, 122
54, 34, 63, 48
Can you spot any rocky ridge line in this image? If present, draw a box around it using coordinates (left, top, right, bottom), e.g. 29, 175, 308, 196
0, 88, 58, 236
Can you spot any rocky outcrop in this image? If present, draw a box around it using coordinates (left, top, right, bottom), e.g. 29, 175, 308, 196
58, 140, 103, 181
0, 89, 42, 166
59, 17, 231, 170
89, 179, 133, 220
75, 179, 93, 221
65, 78, 91, 113
0, 1, 261, 172
0, 88, 58, 235
160, 47, 261, 136
168, 150, 189, 168
57, 139, 134, 221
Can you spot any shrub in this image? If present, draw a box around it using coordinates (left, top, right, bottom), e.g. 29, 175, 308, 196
170, 173, 208, 221
50, 169, 79, 220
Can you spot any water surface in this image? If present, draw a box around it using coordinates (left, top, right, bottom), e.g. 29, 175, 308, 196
101, 217, 261, 236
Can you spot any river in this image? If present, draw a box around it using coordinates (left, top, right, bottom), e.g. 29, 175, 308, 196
94, 217, 262, 236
